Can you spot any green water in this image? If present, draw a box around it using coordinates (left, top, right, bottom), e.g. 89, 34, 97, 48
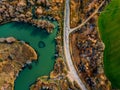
0, 21, 58, 90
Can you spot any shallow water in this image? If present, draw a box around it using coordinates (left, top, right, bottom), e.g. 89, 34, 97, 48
0, 21, 58, 90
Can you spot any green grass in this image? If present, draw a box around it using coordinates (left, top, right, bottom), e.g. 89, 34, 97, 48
98, 0, 120, 89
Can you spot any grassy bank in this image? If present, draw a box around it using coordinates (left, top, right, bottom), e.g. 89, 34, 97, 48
98, 0, 120, 89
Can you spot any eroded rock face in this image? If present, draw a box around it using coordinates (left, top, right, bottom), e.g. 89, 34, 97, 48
0, 37, 37, 90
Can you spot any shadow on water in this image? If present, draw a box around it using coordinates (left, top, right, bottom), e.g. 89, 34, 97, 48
11, 22, 31, 30
31, 28, 49, 39
12, 22, 49, 38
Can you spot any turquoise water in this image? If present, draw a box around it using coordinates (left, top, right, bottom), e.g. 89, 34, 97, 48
0, 21, 58, 90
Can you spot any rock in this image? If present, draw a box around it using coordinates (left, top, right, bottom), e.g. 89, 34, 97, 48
0, 38, 6, 43
6, 37, 16, 43
26, 60, 32, 64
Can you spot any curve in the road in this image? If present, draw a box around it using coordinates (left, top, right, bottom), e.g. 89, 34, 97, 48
63, 0, 87, 90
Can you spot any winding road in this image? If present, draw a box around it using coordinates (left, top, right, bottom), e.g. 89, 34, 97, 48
63, 0, 87, 90
63, 0, 105, 90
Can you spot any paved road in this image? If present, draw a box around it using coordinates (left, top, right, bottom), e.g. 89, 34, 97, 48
63, 0, 106, 89
63, 0, 87, 90
70, 0, 105, 33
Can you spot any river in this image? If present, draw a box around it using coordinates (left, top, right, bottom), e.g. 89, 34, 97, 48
0, 21, 58, 90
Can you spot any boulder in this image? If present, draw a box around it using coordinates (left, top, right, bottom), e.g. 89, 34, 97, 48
6, 37, 16, 43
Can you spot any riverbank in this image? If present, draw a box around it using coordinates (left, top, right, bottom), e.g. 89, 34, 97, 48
0, 0, 55, 33
0, 37, 37, 90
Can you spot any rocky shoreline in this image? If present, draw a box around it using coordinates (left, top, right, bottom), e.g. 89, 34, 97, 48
0, 37, 37, 90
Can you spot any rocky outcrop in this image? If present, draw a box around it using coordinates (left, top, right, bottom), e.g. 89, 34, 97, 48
0, 37, 16, 43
